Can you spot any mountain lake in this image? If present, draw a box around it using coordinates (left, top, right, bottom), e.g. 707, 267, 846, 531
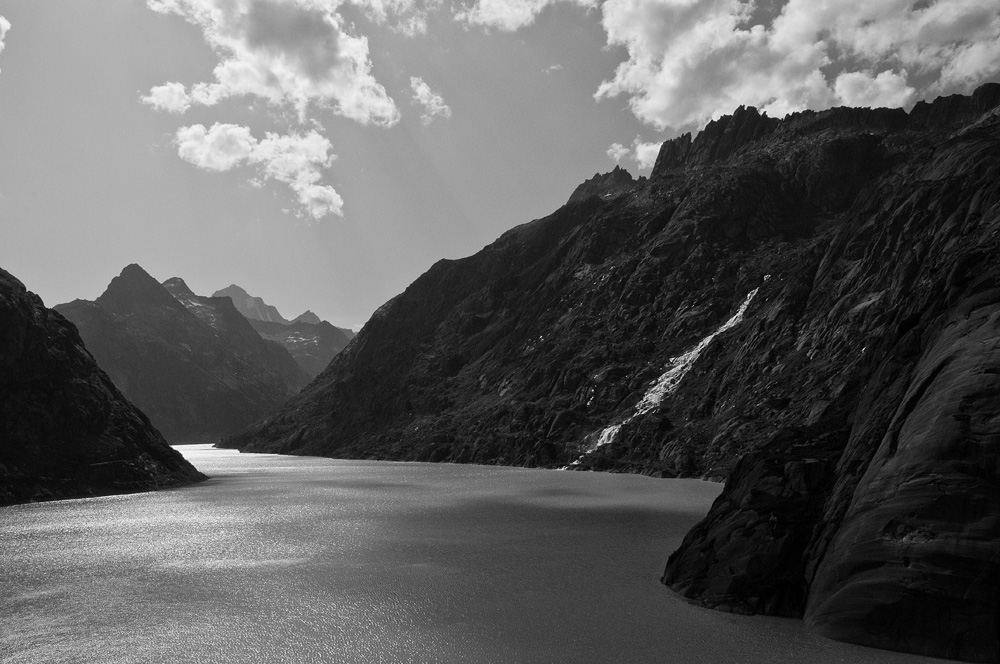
1, 444, 947, 663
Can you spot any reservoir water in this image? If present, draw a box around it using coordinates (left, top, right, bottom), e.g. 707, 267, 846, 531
2, 445, 943, 663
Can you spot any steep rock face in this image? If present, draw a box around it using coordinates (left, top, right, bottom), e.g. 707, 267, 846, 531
223, 85, 1000, 660
55, 265, 308, 442
661, 94, 1000, 661
804, 295, 1000, 660
0, 267, 205, 504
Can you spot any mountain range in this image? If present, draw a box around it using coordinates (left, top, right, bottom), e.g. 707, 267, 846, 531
56, 265, 311, 442
220, 83, 1000, 662
0, 267, 205, 504
212, 284, 354, 379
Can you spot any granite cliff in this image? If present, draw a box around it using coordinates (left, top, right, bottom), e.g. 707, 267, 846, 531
56, 265, 309, 442
0, 267, 205, 505
223, 84, 1000, 661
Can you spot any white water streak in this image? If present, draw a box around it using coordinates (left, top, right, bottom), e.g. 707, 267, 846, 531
567, 285, 761, 466
635, 286, 759, 416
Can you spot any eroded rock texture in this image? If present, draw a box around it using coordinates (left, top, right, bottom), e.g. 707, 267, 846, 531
223, 85, 1000, 660
805, 297, 1000, 660
0, 267, 205, 505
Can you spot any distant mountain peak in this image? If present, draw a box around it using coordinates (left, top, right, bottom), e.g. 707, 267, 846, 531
96, 264, 184, 316
212, 284, 289, 324
162, 277, 195, 298
293, 310, 322, 325
218, 283, 249, 298
58, 271, 310, 442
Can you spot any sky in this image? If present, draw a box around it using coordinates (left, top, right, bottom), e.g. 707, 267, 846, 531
0, 1, 997, 330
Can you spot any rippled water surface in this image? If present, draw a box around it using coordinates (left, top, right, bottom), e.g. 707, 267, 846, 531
2, 445, 944, 663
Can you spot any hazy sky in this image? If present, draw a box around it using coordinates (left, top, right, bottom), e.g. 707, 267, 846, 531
1, 1, 997, 329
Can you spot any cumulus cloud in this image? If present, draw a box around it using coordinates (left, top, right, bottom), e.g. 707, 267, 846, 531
632, 138, 661, 170
410, 76, 452, 125
607, 142, 629, 162
596, 0, 1000, 131
364, 0, 443, 35
456, 0, 594, 31
142, 81, 192, 113
176, 123, 255, 170
834, 70, 915, 108
0, 15, 10, 72
143, 0, 399, 126
175, 123, 343, 218
607, 137, 662, 169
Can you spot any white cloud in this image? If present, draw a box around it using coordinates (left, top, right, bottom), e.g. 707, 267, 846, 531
364, 0, 443, 35
0, 15, 11, 72
410, 76, 452, 125
595, 0, 1000, 131
606, 142, 629, 162
175, 123, 343, 218
142, 81, 192, 113
607, 137, 662, 169
144, 0, 399, 126
455, 0, 594, 31
834, 70, 915, 108
176, 123, 255, 171
632, 138, 661, 170
253, 131, 343, 218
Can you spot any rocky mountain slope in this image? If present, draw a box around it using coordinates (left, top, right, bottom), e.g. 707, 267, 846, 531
567, 164, 645, 204
292, 310, 322, 325
212, 284, 353, 378
222, 84, 1000, 661
246, 318, 353, 379
55, 265, 309, 442
0, 267, 205, 505
213, 284, 288, 323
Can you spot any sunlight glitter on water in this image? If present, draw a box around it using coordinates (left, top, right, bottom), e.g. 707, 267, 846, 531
0, 445, 947, 664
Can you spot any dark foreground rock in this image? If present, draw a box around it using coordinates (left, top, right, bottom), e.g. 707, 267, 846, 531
223, 84, 1000, 661
0, 267, 205, 505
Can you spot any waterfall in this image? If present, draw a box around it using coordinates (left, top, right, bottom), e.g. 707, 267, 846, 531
634, 286, 759, 416
565, 285, 762, 467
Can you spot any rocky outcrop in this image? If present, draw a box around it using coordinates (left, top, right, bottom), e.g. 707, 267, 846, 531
55, 265, 308, 442
567, 165, 644, 204
803, 293, 1000, 661
0, 267, 205, 505
222, 84, 1000, 661
660, 87, 1000, 662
